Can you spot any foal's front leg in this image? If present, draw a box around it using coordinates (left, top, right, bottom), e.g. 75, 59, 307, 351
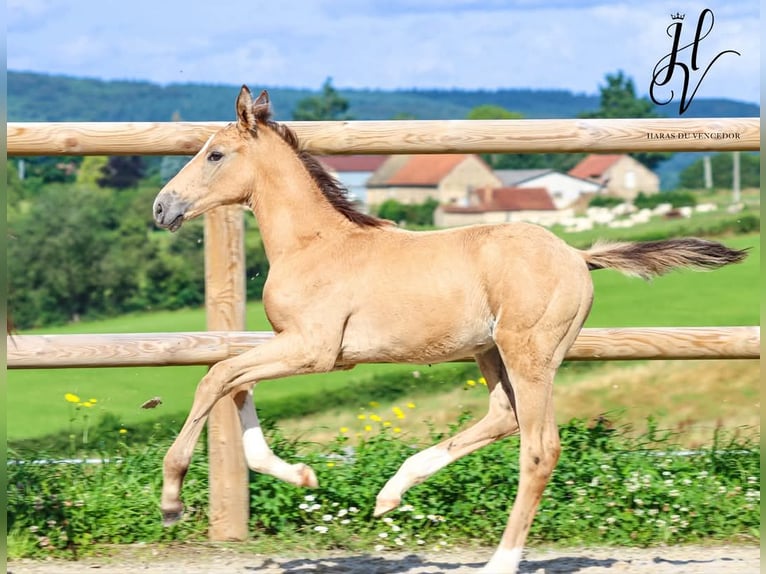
161, 333, 336, 525
236, 388, 318, 487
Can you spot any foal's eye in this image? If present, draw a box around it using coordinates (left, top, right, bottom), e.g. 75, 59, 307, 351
207, 151, 224, 162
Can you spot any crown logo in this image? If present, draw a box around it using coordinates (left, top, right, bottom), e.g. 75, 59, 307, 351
671, 12, 685, 20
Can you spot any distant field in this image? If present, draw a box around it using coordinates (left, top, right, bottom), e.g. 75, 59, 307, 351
7, 234, 758, 440
586, 234, 758, 326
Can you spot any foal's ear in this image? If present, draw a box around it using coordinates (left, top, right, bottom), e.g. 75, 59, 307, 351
252, 90, 271, 122
236, 86, 271, 130
236, 85, 256, 129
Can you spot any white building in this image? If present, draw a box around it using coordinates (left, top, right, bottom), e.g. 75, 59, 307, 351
494, 168, 602, 209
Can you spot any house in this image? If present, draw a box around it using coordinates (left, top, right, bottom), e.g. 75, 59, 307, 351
434, 186, 574, 228
568, 154, 659, 200
366, 154, 501, 207
494, 168, 602, 209
318, 155, 389, 205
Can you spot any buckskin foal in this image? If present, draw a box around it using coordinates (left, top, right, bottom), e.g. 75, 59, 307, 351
152, 86, 746, 573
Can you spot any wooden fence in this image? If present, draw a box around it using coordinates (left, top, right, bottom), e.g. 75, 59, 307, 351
6, 116, 761, 541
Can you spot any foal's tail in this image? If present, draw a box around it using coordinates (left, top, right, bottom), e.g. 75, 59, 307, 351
581, 238, 748, 280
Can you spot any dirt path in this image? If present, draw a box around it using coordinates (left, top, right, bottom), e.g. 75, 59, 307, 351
7, 544, 760, 573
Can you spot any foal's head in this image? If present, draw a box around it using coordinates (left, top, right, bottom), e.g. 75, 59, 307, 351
153, 86, 273, 232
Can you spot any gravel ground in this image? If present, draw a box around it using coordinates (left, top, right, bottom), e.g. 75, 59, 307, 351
7, 544, 760, 573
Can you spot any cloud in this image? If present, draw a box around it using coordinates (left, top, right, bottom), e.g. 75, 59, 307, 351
6, 0, 760, 102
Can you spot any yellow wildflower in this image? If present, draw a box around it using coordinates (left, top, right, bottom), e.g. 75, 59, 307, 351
478, 377, 487, 386
339, 426, 349, 434
88, 398, 98, 403
393, 427, 402, 433
80, 401, 93, 408
406, 402, 416, 409
364, 425, 373, 432
369, 401, 380, 408
118, 428, 128, 435
370, 414, 382, 422
326, 461, 336, 468
392, 406, 405, 419
64, 393, 81, 403
383, 421, 392, 427
357, 414, 367, 420
466, 379, 476, 387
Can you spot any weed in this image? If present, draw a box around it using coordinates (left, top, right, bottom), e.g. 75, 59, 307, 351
7, 407, 759, 558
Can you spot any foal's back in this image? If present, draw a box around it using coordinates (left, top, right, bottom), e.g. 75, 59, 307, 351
326, 221, 593, 366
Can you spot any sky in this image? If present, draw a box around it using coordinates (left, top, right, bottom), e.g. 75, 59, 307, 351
7, 0, 761, 105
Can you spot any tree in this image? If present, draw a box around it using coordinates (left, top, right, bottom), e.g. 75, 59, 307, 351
678, 152, 760, 190
292, 78, 353, 121
76, 156, 109, 187
97, 156, 146, 189
580, 71, 656, 119
8, 187, 121, 326
579, 71, 670, 169
15, 156, 81, 189
6, 160, 25, 207
467, 105, 523, 121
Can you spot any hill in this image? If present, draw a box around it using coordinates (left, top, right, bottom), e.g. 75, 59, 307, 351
7, 70, 760, 122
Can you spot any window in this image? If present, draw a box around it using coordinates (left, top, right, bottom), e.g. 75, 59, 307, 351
624, 171, 636, 189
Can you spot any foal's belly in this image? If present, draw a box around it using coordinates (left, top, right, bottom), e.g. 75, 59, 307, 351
337, 304, 495, 365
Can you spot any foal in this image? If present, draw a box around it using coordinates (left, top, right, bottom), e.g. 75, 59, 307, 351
153, 86, 746, 573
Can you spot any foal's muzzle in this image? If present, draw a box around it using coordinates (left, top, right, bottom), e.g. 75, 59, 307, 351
153, 192, 190, 232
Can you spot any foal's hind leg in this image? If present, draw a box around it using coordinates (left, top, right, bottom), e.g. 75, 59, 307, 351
374, 347, 519, 516
480, 314, 587, 573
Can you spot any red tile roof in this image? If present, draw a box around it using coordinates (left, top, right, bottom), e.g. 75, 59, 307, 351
318, 155, 389, 172
383, 154, 474, 186
568, 154, 623, 180
444, 187, 556, 213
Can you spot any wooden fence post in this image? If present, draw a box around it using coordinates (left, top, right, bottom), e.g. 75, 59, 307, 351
204, 206, 249, 540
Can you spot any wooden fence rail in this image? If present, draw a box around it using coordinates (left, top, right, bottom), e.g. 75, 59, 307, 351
7, 117, 760, 156
6, 115, 760, 541
6, 327, 761, 369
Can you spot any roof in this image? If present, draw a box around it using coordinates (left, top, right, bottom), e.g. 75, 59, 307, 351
568, 154, 624, 180
444, 187, 556, 213
494, 169, 553, 187
318, 155, 389, 173
372, 154, 475, 187
366, 155, 411, 186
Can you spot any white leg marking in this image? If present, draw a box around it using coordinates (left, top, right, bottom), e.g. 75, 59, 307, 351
375, 447, 453, 514
242, 426, 271, 467
238, 390, 317, 487
480, 547, 523, 574
386, 446, 453, 493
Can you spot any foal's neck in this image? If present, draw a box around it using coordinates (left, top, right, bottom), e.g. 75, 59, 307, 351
247, 127, 351, 262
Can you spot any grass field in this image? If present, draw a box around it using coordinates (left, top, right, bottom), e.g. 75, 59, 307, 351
7, 234, 759, 442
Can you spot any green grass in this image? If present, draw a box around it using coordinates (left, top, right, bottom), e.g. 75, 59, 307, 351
586, 235, 759, 327
7, 234, 759, 441
7, 420, 760, 558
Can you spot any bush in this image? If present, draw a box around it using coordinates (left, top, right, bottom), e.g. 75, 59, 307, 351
588, 195, 624, 208
634, 191, 697, 209
7, 413, 760, 558
376, 198, 439, 226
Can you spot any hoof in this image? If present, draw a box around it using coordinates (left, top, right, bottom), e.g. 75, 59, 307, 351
161, 505, 184, 527
373, 497, 400, 517
297, 463, 319, 488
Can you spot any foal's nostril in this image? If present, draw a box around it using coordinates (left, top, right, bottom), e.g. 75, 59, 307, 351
154, 202, 164, 219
